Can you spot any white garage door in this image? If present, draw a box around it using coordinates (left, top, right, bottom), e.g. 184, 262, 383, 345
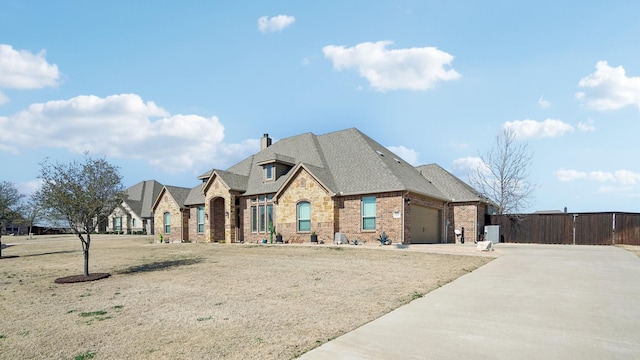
410, 205, 441, 244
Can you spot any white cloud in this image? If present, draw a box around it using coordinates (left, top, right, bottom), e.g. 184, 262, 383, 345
0, 93, 260, 173
555, 169, 587, 182
555, 169, 640, 185
576, 61, 640, 110
258, 15, 295, 33
503, 119, 574, 139
577, 119, 596, 132
322, 41, 460, 91
386, 145, 419, 165
453, 157, 487, 173
538, 96, 550, 108
0, 44, 60, 104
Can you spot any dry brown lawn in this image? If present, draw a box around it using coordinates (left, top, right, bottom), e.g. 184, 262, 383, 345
619, 244, 640, 258
0, 234, 493, 360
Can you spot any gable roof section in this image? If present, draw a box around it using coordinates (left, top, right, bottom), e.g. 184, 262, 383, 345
223, 128, 447, 200
202, 169, 250, 194
275, 162, 336, 199
416, 163, 490, 203
152, 185, 193, 210
124, 180, 163, 218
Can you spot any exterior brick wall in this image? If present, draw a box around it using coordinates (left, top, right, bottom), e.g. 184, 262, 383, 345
187, 206, 206, 243
337, 192, 404, 244
447, 202, 489, 243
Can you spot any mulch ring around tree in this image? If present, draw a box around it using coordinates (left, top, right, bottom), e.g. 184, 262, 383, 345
54, 273, 111, 284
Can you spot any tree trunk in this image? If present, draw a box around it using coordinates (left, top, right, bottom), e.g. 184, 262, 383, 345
82, 234, 91, 276
83, 248, 89, 276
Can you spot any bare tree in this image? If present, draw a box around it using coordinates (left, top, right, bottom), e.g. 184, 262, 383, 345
34, 155, 126, 276
22, 194, 43, 238
470, 127, 535, 215
0, 181, 25, 257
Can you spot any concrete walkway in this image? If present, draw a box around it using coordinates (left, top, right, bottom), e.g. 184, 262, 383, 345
299, 244, 640, 359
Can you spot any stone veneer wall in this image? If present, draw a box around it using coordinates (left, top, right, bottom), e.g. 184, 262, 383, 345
242, 168, 335, 244
153, 193, 184, 243
204, 178, 240, 243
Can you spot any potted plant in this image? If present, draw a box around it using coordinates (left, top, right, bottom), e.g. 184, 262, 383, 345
275, 232, 283, 243
310, 231, 318, 243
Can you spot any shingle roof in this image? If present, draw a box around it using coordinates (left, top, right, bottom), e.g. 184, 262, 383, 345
124, 180, 163, 218
224, 128, 447, 200
184, 183, 205, 206
415, 163, 490, 203
164, 185, 192, 207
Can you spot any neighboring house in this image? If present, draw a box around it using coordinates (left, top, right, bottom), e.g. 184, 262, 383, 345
187, 128, 451, 245
151, 185, 194, 243
416, 164, 494, 243
106, 180, 163, 234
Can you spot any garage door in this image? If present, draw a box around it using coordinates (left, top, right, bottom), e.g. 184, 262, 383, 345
410, 205, 440, 244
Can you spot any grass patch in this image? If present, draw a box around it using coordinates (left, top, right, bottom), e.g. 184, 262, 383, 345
197, 316, 212, 322
71, 351, 96, 360
79, 311, 107, 317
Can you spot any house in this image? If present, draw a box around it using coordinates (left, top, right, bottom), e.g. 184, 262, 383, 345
416, 164, 494, 243
106, 180, 163, 234
154, 128, 456, 244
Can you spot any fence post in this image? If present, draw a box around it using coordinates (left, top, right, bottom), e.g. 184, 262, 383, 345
612, 213, 616, 245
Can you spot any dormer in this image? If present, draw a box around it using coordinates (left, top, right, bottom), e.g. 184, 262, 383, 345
256, 154, 296, 182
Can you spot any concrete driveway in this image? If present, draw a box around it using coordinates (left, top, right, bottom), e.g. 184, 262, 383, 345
299, 244, 640, 359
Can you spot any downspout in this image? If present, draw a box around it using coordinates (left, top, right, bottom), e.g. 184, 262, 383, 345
402, 191, 408, 244
474, 202, 479, 243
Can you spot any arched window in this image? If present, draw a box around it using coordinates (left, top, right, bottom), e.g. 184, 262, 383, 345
163, 212, 171, 234
297, 201, 311, 232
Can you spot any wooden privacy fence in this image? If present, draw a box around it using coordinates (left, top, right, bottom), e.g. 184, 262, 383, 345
488, 212, 640, 246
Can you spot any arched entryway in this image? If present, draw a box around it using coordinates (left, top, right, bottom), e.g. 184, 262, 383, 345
210, 197, 226, 242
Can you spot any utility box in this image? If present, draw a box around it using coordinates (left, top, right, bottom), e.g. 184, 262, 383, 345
484, 225, 500, 244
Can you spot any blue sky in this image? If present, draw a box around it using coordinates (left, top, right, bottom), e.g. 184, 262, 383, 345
1, 1, 639, 213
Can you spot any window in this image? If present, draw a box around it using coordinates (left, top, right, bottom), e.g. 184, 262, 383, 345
251, 205, 257, 232
114, 217, 122, 231
265, 164, 274, 180
297, 201, 311, 232
251, 195, 275, 233
132, 218, 136, 227
362, 196, 376, 231
197, 206, 205, 233
163, 212, 171, 234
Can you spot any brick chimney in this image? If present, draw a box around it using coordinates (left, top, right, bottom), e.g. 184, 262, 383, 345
261, 133, 272, 150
